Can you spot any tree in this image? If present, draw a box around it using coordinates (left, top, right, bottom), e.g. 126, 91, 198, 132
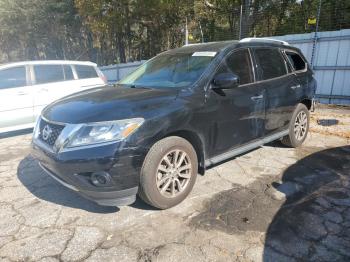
0, 0, 349, 64
0, 0, 88, 62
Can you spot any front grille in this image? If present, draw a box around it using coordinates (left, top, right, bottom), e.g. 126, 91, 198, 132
39, 118, 65, 146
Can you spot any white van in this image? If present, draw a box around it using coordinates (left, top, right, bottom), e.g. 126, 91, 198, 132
0, 60, 107, 133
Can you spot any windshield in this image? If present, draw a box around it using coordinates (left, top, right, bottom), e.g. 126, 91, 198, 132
118, 52, 216, 88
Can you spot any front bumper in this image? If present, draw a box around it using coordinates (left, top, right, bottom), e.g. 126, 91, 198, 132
31, 139, 146, 206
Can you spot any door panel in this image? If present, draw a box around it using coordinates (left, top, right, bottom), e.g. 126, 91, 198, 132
0, 66, 34, 130
284, 50, 310, 104
208, 84, 266, 157
259, 75, 298, 134
252, 47, 296, 135
32, 65, 82, 118
206, 49, 266, 157
33, 80, 82, 118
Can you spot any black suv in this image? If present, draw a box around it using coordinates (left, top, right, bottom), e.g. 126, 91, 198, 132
32, 39, 316, 209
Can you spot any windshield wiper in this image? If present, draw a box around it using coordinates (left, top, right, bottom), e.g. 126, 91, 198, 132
117, 83, 153, 89
116, 83, 136, 88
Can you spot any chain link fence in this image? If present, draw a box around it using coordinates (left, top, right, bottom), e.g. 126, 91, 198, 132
185, 1, 349, 44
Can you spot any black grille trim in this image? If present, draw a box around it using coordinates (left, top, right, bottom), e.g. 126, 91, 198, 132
39, 119, 65, 146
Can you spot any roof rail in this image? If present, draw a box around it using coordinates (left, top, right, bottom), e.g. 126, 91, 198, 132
239, 37, 289, 46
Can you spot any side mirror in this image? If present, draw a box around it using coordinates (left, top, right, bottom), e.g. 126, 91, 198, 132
212, 73, 239, 89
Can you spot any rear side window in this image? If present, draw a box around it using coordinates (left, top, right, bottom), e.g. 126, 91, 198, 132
34, 65, 64, 84
0, 66, 27, 89
63, 65, 74, 80
75, 65, 98, 79
254, 48, 287, 80
285, 51, 306, 71
225, 49, 254, 85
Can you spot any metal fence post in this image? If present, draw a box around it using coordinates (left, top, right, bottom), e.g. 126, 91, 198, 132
310, 0, 322, 67
199, 22, 204, 43
185, 18, 189, 45
116, 64, 120, 81
239, 5, 243, 40
329, 39, 341, 104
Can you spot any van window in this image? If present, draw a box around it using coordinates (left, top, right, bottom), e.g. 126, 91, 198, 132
285, 51, 306, 71
34, 65, 64, 84
63, 65, 74, 80
75, 65, 98, 79
225, 49, 253, 85
254, 48, 287, 80
0, 66, 27, 89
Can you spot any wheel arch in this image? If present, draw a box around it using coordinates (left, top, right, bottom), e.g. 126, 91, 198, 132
163, 130, 206, 175
300, 98, 312, 110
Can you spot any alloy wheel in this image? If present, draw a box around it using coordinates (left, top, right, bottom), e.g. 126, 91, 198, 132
294, 111, 308, 141
156, 149, 192, 198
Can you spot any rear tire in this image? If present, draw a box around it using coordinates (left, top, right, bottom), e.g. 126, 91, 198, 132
281, 103, 309, 148
138, 136, 198, 209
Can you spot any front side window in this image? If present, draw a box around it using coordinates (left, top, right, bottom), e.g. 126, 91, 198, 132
254, 48, 287, 80
34, 65, 64, 84
119, 52, 215, 88
225, 49, 254, 85
285, 51, 306, 71
0, 66, 27, 89
75, 65, 98, 79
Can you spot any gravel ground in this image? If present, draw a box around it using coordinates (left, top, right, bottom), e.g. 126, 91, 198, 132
0, 105, 349, 262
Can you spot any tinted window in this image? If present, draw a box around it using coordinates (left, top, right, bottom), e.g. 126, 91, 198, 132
75, 65, 98, 79
63, 65, 74, 80
34, 65, 64, 84
226, 49, 253, 85
286, 52, 306, 71
0, 66, 26, 89
254, 48, 287, 80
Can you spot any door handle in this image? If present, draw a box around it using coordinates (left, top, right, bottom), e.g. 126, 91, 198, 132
250, 94, 263, 101
39, 88, 48, 93
291, 84, 301, 90
17, 91, 27, 96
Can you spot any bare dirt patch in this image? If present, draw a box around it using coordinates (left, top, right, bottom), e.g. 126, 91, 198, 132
310, 104, 350, 139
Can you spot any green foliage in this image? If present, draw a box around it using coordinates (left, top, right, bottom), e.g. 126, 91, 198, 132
0, 0, 84, 62
0, 0, 349, 65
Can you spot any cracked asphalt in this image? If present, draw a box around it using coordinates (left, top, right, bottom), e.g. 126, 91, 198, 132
0, 106, 349, 262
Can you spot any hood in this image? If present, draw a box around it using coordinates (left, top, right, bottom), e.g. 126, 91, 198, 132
42, 85, 179, 124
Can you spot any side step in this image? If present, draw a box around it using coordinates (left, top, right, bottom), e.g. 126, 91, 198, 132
205, 130, 289, 167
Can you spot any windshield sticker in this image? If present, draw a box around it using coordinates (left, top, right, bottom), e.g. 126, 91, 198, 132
192, 51, 217, 57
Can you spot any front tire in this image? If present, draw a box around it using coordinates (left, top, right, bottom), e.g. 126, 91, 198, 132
139, 136, 198, 209
281, 103, 310, 147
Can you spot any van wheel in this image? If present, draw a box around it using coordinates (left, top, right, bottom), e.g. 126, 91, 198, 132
139, 136, 198, 209
281, 103, 310, 148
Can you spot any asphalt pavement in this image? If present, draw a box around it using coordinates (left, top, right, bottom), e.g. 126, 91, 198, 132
0, 106, 349, 262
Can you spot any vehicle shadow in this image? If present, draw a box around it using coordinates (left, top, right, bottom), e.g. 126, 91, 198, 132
17, 155, 157, 213
263, 145, 350, 261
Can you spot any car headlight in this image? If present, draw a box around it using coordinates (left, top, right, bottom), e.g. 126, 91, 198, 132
66, 118, 144, 148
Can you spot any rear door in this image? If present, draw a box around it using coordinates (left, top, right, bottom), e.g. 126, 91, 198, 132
0, 65, 34, 132
283, 50, 309, 101
252, 47, 298, 136
207, 48, 266, 157
32, 64, 82, 118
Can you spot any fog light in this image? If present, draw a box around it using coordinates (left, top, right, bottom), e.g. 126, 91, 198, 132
91, 172, 112, 187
